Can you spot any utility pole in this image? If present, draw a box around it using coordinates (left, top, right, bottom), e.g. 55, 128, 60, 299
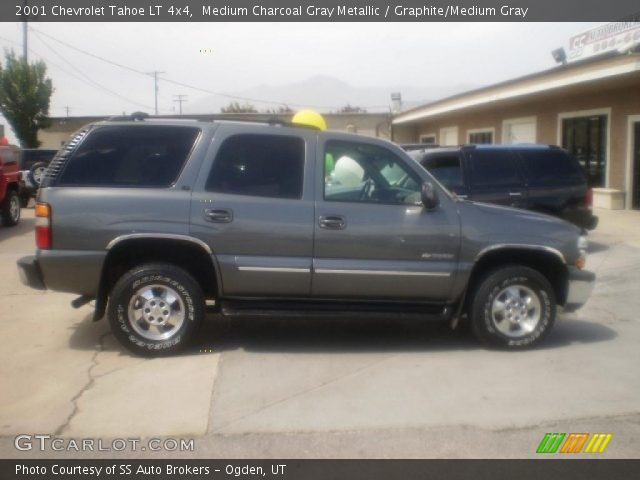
22, 0, 28, 61
148, 71, 165, 115
173, 95, 188, 115
64, 106, 71, 117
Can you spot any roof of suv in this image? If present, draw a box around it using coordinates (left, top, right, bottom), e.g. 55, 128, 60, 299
409, 144, 562, 155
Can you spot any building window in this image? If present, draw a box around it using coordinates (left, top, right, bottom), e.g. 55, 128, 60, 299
561, 115, 607, 187
468, 130, 493, 144
419, 134, 436, 144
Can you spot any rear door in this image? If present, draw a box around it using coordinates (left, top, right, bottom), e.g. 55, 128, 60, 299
463, 148, 527, 207
189, 125, 316, 297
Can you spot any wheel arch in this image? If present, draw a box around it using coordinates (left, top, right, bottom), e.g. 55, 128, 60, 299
93, 234, 220, 321
466, 246, 569, 311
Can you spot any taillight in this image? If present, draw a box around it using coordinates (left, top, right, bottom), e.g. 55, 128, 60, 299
585, 188, 593, 209
35, 202, 52, 249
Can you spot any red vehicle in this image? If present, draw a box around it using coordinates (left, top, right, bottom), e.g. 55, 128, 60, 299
0, 141, 22, 227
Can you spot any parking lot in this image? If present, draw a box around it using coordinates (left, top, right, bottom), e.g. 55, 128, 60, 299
1, 207, 639, 458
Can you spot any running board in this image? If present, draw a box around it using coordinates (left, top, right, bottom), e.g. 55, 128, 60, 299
220, 299, 451, 320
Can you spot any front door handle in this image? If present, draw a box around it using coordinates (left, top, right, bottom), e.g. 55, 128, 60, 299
319, 215, 346, 230
204, 208, 233, 223
509, 192, 523, 197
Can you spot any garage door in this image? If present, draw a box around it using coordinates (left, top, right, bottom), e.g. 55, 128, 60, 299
503, 118, 536, 144
439, 127, 459, 146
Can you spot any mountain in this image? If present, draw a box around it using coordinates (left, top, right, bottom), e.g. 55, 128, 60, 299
184, 75, 475, 114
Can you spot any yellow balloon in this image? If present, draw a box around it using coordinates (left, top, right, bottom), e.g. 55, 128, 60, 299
292, 110, 327, 131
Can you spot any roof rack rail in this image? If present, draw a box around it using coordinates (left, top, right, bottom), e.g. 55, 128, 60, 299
106, 111, 150, 122
211, 116, 321, 131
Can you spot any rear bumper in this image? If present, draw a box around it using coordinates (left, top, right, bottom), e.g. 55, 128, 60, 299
559, 209, 598, 231
563, 267, 595, 312
17, 256, 46, 290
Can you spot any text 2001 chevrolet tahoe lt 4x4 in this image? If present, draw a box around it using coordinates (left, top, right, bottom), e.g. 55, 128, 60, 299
17, 117, 595, 355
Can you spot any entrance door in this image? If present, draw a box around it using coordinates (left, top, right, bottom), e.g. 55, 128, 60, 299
633, 121, 640, 210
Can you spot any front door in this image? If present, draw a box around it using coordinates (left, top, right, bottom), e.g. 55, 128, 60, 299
190, 126, 316, 297
633, 122, 640, 210
312, 137, 460, 301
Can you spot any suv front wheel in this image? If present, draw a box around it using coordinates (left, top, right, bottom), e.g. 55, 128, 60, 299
108, 263, 204, 356
470, 265, 556, 349
1, 189, 21, 226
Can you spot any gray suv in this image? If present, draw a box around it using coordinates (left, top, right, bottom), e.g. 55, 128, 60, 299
17, 118, 595, 355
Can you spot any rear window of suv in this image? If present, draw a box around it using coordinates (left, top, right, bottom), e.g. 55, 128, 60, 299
58, 125, 200, 187
518, 150, 585, 186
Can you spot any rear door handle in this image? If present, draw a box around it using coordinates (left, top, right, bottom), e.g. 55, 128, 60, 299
204, 208, 233, 223
509, 192, 523, 197
319, 215, 346, 230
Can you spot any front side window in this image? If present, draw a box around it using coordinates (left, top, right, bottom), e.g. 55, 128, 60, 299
422, 154, 463, 190
324, 140, 421, 204
59, 125, 199, 187
467, 150, 521, 188
206, 134, 304, 199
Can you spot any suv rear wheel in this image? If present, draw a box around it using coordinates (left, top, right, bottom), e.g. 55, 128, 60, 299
470, 265, 555, 349
108, 263, 204, 356
1, 189, 21, 226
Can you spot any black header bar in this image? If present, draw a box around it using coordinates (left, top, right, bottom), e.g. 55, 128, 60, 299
4, 1, 640, 22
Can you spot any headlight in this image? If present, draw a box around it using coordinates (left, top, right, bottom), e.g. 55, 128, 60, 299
576, 235, 588, 269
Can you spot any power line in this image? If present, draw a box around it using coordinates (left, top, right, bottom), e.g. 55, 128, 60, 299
30, 30, 155, 110
28, 27, 391, 112
0, 34, 154, 111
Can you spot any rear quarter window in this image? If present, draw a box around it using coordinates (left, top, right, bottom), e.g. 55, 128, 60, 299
519, 150, 585, 186
58, 125, 200, 187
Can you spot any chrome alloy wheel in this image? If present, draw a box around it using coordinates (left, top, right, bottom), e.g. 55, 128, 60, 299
490, 284, 541, 338
9, 195, 20, 222
127, 284, 185, 341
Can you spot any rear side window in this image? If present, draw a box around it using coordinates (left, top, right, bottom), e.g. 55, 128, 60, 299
519, 150, 585, 186
206, 134, 304, 199
422, 154, 463, 189
58, 125, 200, 187
467, 150, 521, 188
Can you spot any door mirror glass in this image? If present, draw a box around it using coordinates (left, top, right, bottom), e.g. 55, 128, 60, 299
421, 182, 439, 210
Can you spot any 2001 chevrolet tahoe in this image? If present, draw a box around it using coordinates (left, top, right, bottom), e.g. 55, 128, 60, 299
17, 117, 595, 355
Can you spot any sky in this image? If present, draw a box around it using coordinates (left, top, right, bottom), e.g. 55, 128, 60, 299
0, 21, 604, 143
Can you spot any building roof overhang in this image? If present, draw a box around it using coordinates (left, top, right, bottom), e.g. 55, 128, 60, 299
393, 51, 640, 125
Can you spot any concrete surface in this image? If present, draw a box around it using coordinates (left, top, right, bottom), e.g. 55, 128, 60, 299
0, 207, 639, 458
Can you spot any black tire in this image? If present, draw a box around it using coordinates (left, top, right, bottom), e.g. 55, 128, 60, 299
19, 193, 31, 208
28, 161, 48, 187
469, 265, 556, 349
108, 263, 205, 356
1, 189, 21, 226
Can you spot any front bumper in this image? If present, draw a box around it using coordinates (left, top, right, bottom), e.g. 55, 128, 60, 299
564, 266, 595, 312
17, 256, 46, 290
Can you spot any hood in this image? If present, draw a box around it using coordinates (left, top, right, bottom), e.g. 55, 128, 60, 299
457, 200, 582, 262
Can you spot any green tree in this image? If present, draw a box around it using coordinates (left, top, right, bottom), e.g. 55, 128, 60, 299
0, 50, 53, 148
221, 101, 257, 113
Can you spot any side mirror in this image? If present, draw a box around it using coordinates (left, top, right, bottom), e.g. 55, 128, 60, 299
421, 181, 439, 210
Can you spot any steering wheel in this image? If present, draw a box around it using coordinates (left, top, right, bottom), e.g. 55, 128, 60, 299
359, 178, 375, 200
